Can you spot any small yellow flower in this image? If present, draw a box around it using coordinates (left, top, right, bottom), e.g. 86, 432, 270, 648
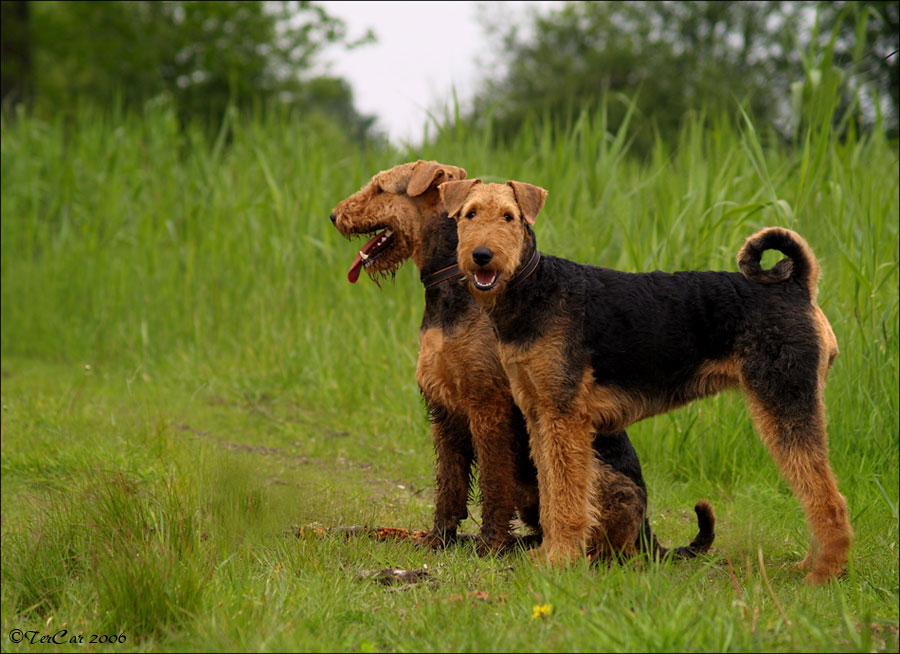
531, 603, 552, 619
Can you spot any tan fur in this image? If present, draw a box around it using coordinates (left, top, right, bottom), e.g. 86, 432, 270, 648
498, 328, 651, 563
814, 305, 840, 374
589, 463, 647, 560
744, 390, 850, 583
335, 165, 660, 559
509, 347, 742, 437
439, 178, 483, 218
332, 160, 466, 274
407, 160, 458, 197
333, 162, 540, 553
506, 180, 548, 225
441, 182, 530, 306
783, 288, 848, 579
417, 320, 525, 537
448, 179, 851, 583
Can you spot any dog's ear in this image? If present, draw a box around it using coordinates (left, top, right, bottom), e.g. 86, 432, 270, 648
442, 164, 467, 182
408, 160, 468, 197
439, 179, 481, 217
506, 180, 548, 225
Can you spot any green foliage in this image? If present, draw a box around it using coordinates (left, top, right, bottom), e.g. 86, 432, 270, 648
3, 1, 376, 139
0, 1, 32, 108
471, 1, 899, 152
1, 87, 898, 650
816, 1, 899, 135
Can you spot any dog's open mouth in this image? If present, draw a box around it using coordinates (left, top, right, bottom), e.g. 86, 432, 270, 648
347, 228, 395, 283
472, 269, 499, 290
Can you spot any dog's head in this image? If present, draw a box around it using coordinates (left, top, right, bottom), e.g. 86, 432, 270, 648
440, 179, 547, 305
330, 160, 467, 283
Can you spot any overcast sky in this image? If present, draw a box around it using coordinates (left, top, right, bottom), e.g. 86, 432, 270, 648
318, 1, 559, 145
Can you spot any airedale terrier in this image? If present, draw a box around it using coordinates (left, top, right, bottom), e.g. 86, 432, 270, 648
330, 161, 714, 559
442, 178, 850, 583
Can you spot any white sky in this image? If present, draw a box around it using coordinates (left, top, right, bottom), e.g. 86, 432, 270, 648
318, 1, 559, 145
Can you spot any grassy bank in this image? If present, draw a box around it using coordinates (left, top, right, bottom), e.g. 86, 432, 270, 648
1, 100, 897, 651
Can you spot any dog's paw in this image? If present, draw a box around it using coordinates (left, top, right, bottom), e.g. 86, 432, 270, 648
802, 569, 836, 585
417, 529, 456, 549
801, 561, 846, 585
526, 547, 551, 565
475, 535, 514, 557
528, 540, 583, 566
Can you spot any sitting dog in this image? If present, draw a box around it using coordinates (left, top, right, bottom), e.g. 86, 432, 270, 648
330, 161, 714, 559
442, 178, 849, 583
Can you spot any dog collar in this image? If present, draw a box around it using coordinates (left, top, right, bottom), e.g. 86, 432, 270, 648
421, 264, 462, 289
506, 226, 541, 290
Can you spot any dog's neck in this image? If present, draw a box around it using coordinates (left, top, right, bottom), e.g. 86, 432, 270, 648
417, 210, 473, 331
506, 224, 541, 291
483, 228, 554, 343
418, 211, 460, 280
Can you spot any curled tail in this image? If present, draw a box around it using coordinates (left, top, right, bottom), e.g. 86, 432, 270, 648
738, 227, 820, 299
638, 500, 716, 560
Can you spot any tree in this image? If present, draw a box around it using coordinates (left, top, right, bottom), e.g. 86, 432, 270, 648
815, 1, 899, 136
2, 1, 377, 139
470, 1, 898, 151
0, 1, 32, 111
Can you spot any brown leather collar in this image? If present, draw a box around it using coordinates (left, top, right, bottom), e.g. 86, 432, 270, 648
421, 264, 462, 289
506, 225, 541, 291
422, 226, 540, 292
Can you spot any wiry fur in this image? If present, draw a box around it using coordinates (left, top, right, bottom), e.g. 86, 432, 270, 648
331, 162, 714, 559
445, 179, 850, 584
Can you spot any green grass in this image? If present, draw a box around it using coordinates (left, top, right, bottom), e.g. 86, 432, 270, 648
1, 96, 897, 652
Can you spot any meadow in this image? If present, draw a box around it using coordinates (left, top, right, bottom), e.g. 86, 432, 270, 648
1, 96, 897, 652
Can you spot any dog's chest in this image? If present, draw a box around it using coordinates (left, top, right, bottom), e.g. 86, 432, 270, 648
498, 342, 566, 419
417, 323, 509, 411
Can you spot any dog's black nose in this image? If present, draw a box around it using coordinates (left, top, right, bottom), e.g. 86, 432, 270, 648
329, 213, 337, 224
472, 247, 493, 266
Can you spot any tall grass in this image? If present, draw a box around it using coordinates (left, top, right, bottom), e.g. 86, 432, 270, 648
4, 95, 895, 480
1, 88, 897, 651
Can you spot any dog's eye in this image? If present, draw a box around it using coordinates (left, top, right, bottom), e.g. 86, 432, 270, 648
375, 186, 384, 194
466, 210, 476, 219
504, 213, 513, 222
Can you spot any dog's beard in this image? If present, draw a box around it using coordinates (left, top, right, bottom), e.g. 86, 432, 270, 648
464, 275, 505, 311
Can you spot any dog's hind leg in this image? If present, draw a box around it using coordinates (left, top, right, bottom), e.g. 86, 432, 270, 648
422, 402, 474, 547
511, 405, 542, 538
587, 463, 646, 561
744, 392, 851, 584
740, 308, 851, 584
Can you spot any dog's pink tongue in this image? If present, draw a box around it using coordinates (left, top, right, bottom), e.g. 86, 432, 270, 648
347, 232, 384, 284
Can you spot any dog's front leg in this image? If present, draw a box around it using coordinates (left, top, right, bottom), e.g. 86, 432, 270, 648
468, 396, 521, 554
526, 406, 597, 565
503, 350, 598, 565
422, 401, 473, 548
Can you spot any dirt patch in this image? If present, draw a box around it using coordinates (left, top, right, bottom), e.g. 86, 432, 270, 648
171, 421, 433, 511
172, 421, 312, 461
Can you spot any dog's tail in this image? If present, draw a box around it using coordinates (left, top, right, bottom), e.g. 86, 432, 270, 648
738, 227, 820, 299
638, 500, 716, 560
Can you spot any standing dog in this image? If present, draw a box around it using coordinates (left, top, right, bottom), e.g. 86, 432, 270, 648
442, 178, 850, 583
331, 161, 714, 558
